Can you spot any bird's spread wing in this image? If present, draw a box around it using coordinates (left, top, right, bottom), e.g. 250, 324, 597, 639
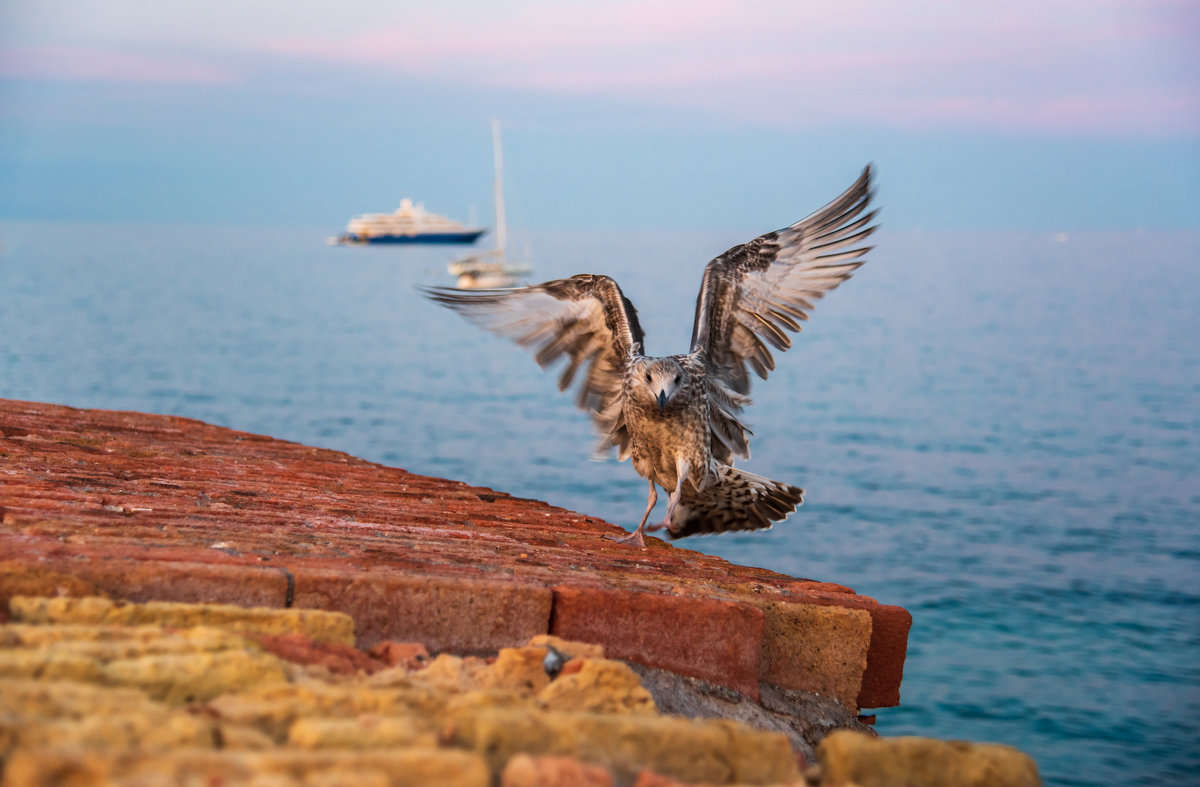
422, 274, 644, 458
690, 165, 878, 397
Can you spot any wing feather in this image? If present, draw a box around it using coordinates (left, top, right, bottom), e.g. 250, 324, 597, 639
422, 274, 644, 457
690, 164, 878, 399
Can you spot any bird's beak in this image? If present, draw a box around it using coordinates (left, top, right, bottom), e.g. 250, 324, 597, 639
657, 390, 668, 414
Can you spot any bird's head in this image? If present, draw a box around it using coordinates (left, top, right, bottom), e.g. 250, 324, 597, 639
635, 358, 686, 415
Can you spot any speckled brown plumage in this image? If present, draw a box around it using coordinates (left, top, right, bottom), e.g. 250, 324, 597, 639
424, 165, 877, 546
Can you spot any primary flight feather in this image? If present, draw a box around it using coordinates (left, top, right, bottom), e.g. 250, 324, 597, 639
423, 165, 877, 546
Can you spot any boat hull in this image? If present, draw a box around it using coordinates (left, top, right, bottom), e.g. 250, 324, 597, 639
343, 230, 486, 245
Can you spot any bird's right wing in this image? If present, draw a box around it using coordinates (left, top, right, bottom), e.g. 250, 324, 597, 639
422, 274, 645, 459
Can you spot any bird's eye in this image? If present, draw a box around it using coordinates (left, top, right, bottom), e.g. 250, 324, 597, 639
645, 372, 652, 383
674, 374, 681, 384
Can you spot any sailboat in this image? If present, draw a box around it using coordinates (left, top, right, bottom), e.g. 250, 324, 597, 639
448, 121, 532, 288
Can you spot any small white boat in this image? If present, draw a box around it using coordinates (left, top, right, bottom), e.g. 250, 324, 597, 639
449, 121, 533, 289
447, 254, 533, 278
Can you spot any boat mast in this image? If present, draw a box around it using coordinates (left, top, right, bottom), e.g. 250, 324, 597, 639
492, 119, 506, 257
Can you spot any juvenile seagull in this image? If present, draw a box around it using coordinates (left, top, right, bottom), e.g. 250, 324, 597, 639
424, 165, 877, 546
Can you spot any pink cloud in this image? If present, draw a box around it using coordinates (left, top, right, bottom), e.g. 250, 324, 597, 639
0, 45, 238, 85
5, 0, 1194, 136
255, 0, 1197, 135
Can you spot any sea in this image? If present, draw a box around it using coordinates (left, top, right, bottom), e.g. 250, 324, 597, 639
1, 219, 1197, 785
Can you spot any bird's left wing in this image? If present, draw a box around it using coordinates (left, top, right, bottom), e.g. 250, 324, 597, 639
690, 164, 878, 397
422, 274, 644, 458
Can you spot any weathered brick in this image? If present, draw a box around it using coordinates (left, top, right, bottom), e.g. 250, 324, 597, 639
537, 658, 656, 716
8, 596, 354, 646
0, 398, 912, 708
0, 650, 104, 683
818, 730, 1040, 787
8, 710, 217, 753
0, 678, 158, 720
367, 641, 430, 669
757, 600, 873, 709
291, 569, 552, 652
53, 559, 289, 610
102, 650, 289, 704
208, 682, 446, 742
856, 603, 912, 709
478, 646, 554, 694
551, 586, 764, 699
452, 708, 799, 785
287, 715, 436, 749
502, 754, 614, 787
2, 749, 491, 787
794, 591, 913, 708
0, 563, 102, 610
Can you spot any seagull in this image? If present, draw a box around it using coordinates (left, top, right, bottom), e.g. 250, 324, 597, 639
423, 165, 877, 547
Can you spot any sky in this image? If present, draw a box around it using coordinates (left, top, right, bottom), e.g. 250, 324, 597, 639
1, 0, 1197, 231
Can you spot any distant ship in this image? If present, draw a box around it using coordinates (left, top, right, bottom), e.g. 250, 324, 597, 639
333, 198, 486, 245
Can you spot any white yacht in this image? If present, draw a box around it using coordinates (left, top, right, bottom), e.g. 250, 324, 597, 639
335, 198, 485, 245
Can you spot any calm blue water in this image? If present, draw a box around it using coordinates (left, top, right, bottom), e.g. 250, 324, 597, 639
2, 220, 1198, 785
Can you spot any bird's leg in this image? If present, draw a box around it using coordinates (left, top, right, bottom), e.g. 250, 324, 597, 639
610, 479, 657, 547
647, 458, 690, 534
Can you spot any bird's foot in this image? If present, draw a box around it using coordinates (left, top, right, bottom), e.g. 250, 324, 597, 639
608, 530, 647, 547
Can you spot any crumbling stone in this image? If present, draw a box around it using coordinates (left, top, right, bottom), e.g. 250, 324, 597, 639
538, 658, 657, 715
817, 730, 1041, 787
450, 708, 800, 785
8, 596, 354, 646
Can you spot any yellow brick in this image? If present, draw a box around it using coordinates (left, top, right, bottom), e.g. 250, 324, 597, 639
11, 710, 216, 753
412, 653, 489, 693
2, 748, 490, 787
9, 596, 355, 646
209, 683, 446, 742
0, 623, 253, 658
757, 601, 872, 709
443, 689, 530, 718
477, 647, 552, 695
526, 635, 605, 660
536, 659, 656, 716
0, 679, 157, 719
817, 730, 1041, 787
0, 650, 104, 683
452, 709, 799, 785
102, 649, 289, 704
712, 718, 804, 785
287, 715, 436, 749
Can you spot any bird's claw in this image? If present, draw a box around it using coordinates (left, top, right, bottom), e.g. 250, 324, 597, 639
609, 530, 647, 547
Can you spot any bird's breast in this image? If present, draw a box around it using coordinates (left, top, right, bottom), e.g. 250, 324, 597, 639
626, 402, 711, 490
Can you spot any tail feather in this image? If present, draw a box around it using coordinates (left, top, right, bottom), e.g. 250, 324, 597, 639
667, 465, 804, 539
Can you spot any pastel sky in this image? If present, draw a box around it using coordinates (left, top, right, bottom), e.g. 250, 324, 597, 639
1, 0, 1197, 230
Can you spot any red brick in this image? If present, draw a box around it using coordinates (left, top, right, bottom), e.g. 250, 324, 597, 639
550, 586, 764, 700
855, 603, 912, 709
367, 641, 431, 670
290, 569, 553, 652
502, 754, 613, 787
252, 632, 382, 675
0, 398, 911, 707
791, 590, 912, 709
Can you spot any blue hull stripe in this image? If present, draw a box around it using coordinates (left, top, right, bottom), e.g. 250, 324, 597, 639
348, 230, 486, 245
